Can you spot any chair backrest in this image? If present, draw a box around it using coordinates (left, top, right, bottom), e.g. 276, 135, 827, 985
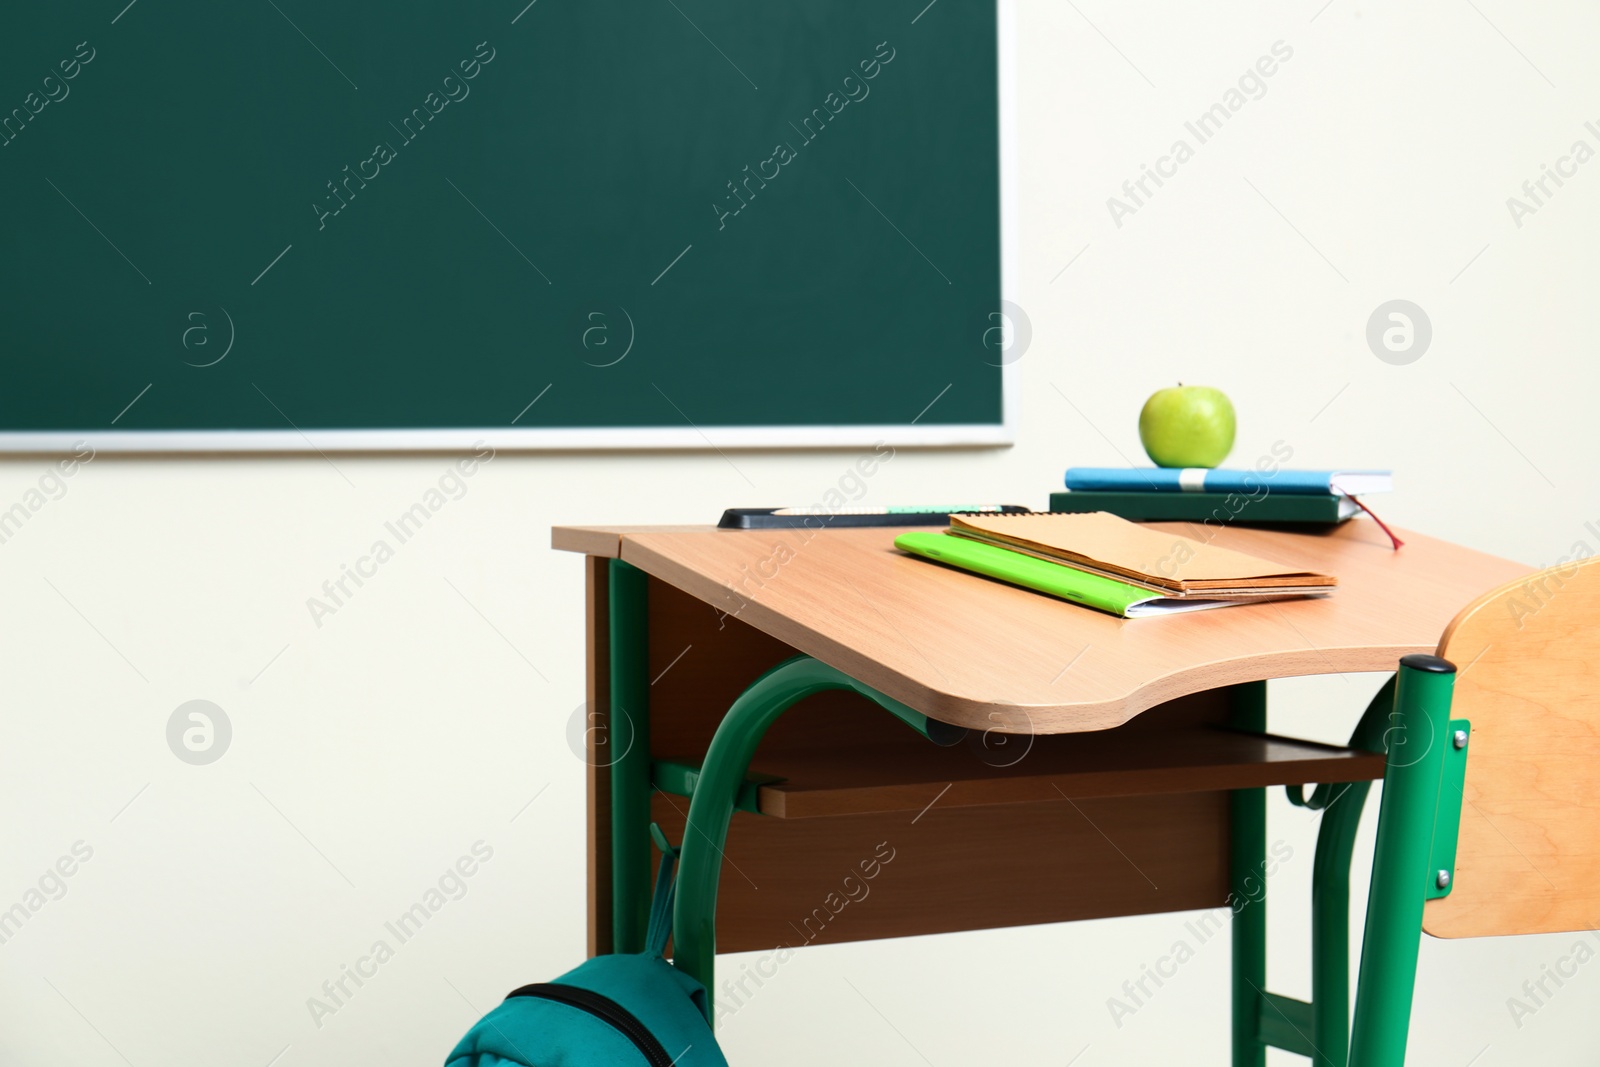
1423, 554, 1600, 938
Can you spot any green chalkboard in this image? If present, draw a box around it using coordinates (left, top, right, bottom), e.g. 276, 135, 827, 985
0, 1, 1004, 449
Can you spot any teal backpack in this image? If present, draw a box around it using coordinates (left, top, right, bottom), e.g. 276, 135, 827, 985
445, 846, 727, 1067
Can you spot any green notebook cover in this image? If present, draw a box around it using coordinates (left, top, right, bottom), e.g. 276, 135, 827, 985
893, 531, 1235, 619
1048, 491, 1356, 524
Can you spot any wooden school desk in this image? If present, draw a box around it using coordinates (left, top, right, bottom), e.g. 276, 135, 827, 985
552, 520, 1528, 1066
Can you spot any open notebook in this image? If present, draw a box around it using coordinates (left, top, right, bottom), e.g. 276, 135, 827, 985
894, 512, 1337, 618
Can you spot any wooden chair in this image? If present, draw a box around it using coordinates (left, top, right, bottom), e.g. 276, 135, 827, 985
1349, 554, 1600, 1064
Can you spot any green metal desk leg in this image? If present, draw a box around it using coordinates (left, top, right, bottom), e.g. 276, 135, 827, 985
1308, 676, 1395, 1067
1348, 655, 1456, 1067
673, 655, 958, 1021
608, 559, 653, 955
1231, 680, 1268, 1067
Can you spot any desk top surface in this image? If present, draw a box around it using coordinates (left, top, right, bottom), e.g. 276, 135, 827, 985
553, 521, 1529, 734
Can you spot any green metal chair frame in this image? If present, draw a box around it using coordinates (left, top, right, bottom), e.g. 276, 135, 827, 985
602, 559, 1478, 1066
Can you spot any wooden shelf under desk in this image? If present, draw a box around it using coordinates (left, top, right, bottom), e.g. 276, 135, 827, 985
699, 728, 1386, 819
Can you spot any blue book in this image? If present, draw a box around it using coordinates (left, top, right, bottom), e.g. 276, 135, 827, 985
1063, 467, 1391, 496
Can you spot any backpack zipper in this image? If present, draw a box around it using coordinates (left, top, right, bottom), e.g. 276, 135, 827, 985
505, 982, 678, 1067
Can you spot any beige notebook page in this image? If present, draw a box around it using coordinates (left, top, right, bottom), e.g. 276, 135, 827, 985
950, 512, 1332, 584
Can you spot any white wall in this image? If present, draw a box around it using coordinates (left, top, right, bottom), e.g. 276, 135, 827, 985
5, 1, 1600, 1063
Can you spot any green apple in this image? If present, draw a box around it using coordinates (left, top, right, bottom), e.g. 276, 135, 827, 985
1138, 384, 1236, 468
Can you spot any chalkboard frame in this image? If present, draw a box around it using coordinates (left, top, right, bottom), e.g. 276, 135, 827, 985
0, 1, 1016, 454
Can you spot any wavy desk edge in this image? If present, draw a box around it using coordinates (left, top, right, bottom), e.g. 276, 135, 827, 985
552, 524, 1530, 734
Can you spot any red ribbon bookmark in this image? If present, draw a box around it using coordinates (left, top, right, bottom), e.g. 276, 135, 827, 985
1346, 494, 1404, 550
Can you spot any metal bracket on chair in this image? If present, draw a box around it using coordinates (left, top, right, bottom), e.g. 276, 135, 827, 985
1426, 718, 1471, 900
652, 758, 784, 815
1257, 992, 1316, 1058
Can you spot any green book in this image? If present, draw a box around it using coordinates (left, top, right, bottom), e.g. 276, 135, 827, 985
1047, 490, 1357, 525
893, 531, 1239, 618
